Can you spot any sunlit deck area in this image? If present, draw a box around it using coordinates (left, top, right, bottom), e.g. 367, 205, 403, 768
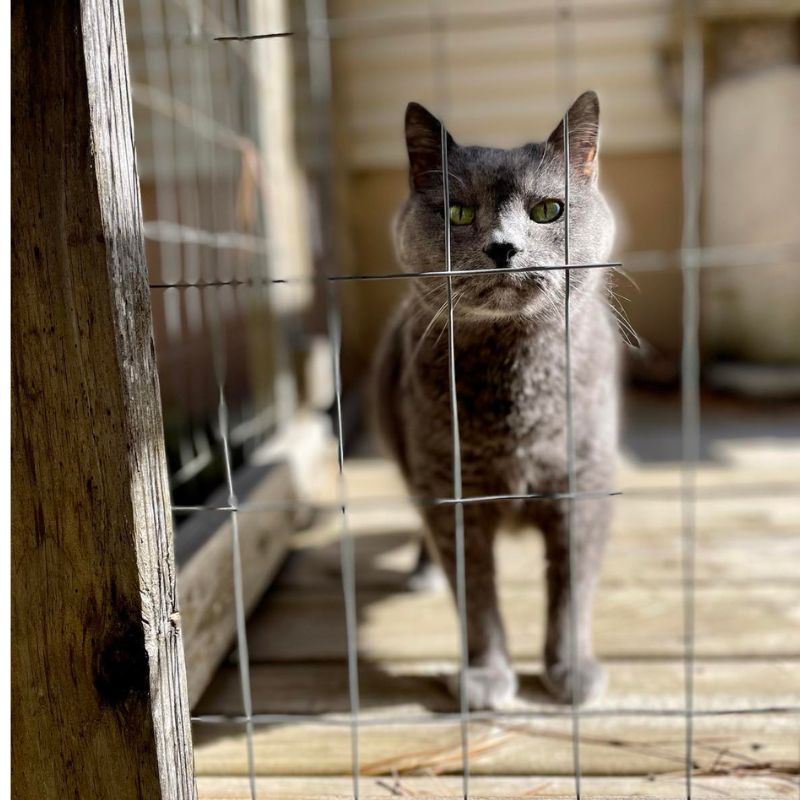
193, 396, 800, 799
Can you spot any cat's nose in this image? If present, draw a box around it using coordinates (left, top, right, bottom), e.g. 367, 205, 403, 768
484, 241, 519, 268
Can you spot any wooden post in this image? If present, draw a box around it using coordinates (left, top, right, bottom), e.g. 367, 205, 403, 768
12, 2, 195, 798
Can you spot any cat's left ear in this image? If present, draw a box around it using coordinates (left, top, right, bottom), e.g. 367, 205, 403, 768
405, 102, 457, 192
547, 91, 600, 181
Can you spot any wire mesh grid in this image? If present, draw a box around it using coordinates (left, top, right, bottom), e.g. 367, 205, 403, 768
131, 1, 800, 799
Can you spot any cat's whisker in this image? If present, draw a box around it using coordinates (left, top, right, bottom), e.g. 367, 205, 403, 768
612, 266, 641, 294
408, 296, 450, 367
606, 294, 641, 349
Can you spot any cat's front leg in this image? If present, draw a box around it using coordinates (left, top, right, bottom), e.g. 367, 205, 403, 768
536, 495, 611, 704
422, 503, 517, 710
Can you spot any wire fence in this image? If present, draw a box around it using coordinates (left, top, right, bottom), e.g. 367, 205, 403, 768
130, 1, 800, 799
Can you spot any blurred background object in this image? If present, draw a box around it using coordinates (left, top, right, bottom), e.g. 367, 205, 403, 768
700, 10, 800, 395
127, 0, 318, 507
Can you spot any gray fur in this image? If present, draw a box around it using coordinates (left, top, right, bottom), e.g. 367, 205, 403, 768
373, 92, 619, 709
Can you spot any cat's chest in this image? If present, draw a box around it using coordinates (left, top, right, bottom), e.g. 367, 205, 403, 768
464, 353, 563, 435
416, 333, 566, 437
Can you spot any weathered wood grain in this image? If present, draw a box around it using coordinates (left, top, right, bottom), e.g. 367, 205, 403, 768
177, 462, 297, 707
191, 713, 797, 778
12, 1, 194, 797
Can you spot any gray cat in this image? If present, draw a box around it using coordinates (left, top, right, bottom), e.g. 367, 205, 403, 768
373, 92, 619, 710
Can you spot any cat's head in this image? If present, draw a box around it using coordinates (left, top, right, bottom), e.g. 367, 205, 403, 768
395, 91, 615, 323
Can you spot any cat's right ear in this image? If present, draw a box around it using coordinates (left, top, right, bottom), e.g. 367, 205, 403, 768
405, 102, 455, 192
546, 91, 600, 182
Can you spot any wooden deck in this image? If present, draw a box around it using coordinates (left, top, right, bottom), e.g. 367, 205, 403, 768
193, 447, 800, 799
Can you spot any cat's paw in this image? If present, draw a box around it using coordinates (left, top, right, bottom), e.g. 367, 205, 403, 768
447, 664, 518, 710
542, 659, 606, 705
406, 560, 447, 593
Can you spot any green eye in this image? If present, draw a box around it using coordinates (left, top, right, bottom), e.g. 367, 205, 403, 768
449, 204, 475, 225
530, 199, 564, 224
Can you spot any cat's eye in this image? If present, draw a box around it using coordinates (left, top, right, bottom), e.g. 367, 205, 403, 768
449, 204, 475, 226
530, 199, 564, 224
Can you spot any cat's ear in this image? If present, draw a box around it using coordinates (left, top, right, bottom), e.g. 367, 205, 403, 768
547, 91, 600, 181
405, 102, 456, 192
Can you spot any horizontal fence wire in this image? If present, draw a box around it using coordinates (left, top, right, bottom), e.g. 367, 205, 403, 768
133, 2, 672, 46
147, 241, 800, 287
133, 81, 261, 154
143, 220, 271, 255
205, 1, 673, 42
148, 261, 622, 288
168, 478, 800, 516
214, 31, 293, 41
191, 704, 800, 726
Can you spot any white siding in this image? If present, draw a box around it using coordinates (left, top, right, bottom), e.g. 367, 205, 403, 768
329, 0, 680, 167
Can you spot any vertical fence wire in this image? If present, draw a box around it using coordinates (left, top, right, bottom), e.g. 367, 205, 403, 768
555, 3, 583, 797
429, 3, 471, 797
561, 111, 583, 800
185, 2, 257, 795
215, 388, 258, 800
326, 280, 361, 800
305, 1, 362, 796
679, 2, 704, 798
441, 113, 471, 800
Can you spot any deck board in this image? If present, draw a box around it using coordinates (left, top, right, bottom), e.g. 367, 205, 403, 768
197, 774, 799, 799
239, 585, 800, 662
192, 715, 797, 777
193, 455, 800, 798
277, 516, 800, 588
